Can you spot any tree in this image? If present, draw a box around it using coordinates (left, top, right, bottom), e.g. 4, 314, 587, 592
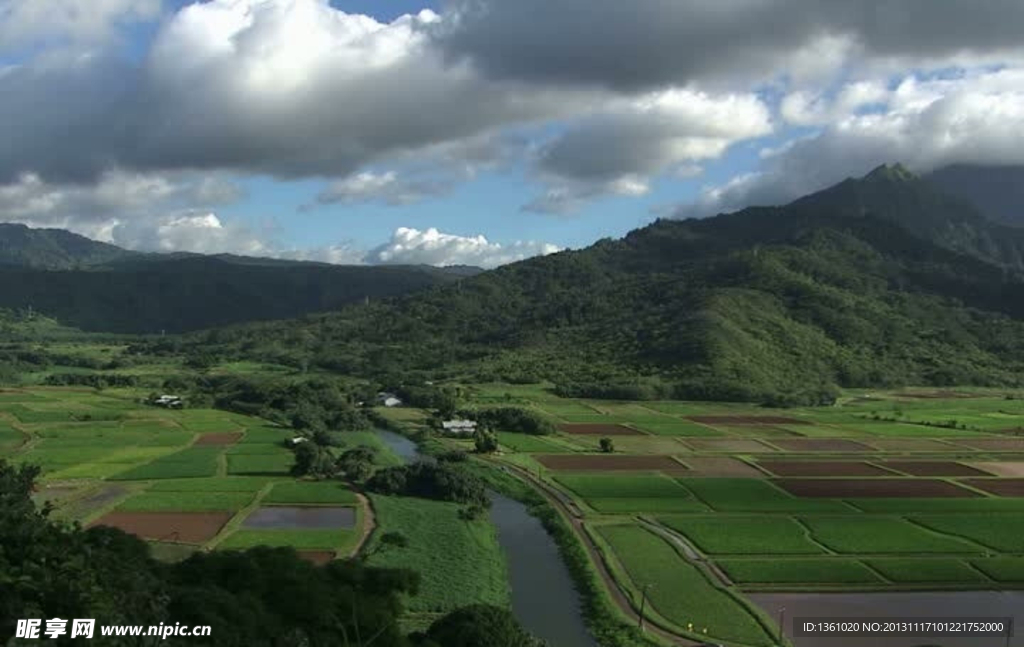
473, 428, 498, 454
336, 446, 377, 482
291, 442, 335, 479
599, 437, 615, 453
418, 605, 547, 647
365, 532, 409, 560
435, 390, 459, 419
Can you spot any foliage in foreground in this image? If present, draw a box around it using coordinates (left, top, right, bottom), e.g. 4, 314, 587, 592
0, 460, 542, 647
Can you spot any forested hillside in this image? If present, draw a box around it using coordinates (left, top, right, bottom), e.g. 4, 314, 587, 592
0, 253, 471, 333
0, 223, 133, 269
163, 166, 1024, 403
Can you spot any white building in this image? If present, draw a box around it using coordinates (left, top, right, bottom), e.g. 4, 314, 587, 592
441, 419, 478, 437
376, 392, 403, 407
153, 395, 183, 409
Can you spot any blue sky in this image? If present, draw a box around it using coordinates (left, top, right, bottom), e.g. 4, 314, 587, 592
2, 0, 1023, 266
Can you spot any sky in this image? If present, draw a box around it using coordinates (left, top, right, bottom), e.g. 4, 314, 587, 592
1, 1, 1023, 267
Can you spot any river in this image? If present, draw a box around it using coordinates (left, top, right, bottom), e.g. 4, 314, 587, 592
373, 429, 597, 647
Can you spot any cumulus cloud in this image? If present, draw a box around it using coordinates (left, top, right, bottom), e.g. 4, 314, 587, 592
672, 68, 1024, 218
436, 0, 1024, 90
111, 212, 269, 255
525, 89, 772, 212
365, 227, 561, 268
0, 171, 249, 250
0, 0, 596, 185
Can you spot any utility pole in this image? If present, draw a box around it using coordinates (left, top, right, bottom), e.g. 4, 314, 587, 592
637, 583, 652, 633
777, 607, 786, 644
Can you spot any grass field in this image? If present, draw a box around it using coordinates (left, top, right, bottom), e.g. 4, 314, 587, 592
597, 524, 775, 646
217, 529, 359, 551
909, 515, 1024, 552
659, 515, 826, 555
680, 478, 853, 513
226, 452, 294, 476
718, 558, 884, 585
800, 516, 985, 554
117, 490, 256, 512
555, 473, 709, 513
865, 559, 990, 583
263, 481, 359, 505
367, 495, 510, 615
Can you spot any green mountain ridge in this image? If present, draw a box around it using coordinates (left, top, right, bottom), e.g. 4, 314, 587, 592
925, 164, 1024, 228
0, 223, 133, 269
0, 224, 482, 333
170, 165, 1024, 401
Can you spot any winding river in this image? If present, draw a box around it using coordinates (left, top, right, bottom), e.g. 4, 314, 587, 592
374, 429, 597, 647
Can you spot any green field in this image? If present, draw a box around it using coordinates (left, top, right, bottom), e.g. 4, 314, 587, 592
556, 474, 709, 513
659, 515, 825, 555
597, 524, 775, 646
866, 559, 990, 583
117, 490, 256, 512
367, 495, 510, 615
218, 529, 359, 551
226, 452, 294, 476
800, 516, 985, 554
263, 481, 359, 505
910, 515, 1024, 552
680, 478, 853, 513
718, 558, 884, 585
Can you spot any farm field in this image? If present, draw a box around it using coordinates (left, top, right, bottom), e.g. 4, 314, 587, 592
366, 495, 510, 625
0, 387, 373, 564
443, 384, 1024, 646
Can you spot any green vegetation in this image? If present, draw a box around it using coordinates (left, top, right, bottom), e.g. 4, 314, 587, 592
866, 559, 989, 583
680, 478, 851, 513
555, 474, 707, 513
148, 477, 269, 492
217, 529, 359, 551
970, 557, 1024, 582
117, 490, 256, 512
718, 558, 883, 585
368, 495, 510, 614
801, 516, 984, 554
263, 480, 359, 505
910, 515, 1024, 552
226, 451, 294, 476
111, 446, 222, 480
598, 524, 774, 646
497, 432, 568, 453
659, 515, 825, 555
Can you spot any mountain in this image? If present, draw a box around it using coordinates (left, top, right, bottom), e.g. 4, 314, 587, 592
925, 164, 1024, 228
176, 165, 1024, 402
0, 225, 471, 333
790, 163, 1024, 271
0, 223, 134, 269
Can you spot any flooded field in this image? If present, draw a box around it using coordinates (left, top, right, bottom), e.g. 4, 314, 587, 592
242, 506, 356, 529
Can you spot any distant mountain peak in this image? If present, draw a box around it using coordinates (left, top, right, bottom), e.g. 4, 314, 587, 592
864, 162, 917, 183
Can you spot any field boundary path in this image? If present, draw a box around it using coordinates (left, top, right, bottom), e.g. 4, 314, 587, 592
495, 460, 697, 647
349, 492, 376, 557
636, 517, 736, 587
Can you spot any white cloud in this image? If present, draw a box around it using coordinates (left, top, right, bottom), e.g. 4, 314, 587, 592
674, 67, 1024, 218
0, 0, 598, 184
0, 0, 160, 52
0, 170, 249, 250
366, 227, 561, 268
313, 171, 450, 207
111, 212, 269, 255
